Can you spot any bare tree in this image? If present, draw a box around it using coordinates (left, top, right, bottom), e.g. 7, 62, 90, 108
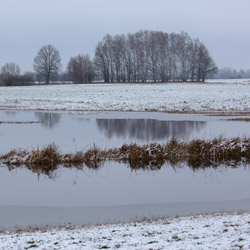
94, 41, 110, 82
33, 44, 62, 84
158, 32, 169, 82
1, 62, 21, 86
112, 35, 126, 82
197, 43, 218, 81
148, 31, 160, 82
67, 54, 94, 83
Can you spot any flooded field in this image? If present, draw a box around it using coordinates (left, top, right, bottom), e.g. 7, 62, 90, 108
1, 110, 250, 229
1, 110, 250, 153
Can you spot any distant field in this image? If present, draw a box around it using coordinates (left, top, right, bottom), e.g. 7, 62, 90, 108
0, 79, 250, 113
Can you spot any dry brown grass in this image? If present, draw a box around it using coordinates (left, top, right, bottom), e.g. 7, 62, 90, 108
83, 145, 106, 169
0, 121, 42, 124
26, 144, 61, 167
0, 149, 28, 166
1, 137, 250, 176
226, 118, 250, 122
64, 151, 85, 168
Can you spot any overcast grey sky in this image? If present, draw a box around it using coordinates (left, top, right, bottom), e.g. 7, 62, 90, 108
0, 0, 249, 72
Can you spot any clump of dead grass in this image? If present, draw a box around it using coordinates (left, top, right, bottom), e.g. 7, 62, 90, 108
0, 149, 28, 166
1, 137, 250, 177
83, 145, 106, 169
25, 144, 61, 168
64, 151, 85, 169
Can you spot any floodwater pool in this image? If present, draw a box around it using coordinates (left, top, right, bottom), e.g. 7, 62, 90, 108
0, 110, 250, 229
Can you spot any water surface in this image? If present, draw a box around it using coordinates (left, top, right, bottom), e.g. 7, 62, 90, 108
1, 110, 250, 229
1, 110, 250, 153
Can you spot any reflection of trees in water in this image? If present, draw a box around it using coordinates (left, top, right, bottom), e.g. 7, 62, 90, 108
96, 119, 206, 140
35, 112, 61, 129
4, 111, 17, 116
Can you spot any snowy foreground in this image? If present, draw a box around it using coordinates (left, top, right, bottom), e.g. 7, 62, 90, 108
0, 79, 250, 113
1, 212, 250, 250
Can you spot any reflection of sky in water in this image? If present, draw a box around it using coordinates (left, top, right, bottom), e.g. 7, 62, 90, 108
1, 164, 250, 229
0, 163, 250, 207
1, 163, 250, 207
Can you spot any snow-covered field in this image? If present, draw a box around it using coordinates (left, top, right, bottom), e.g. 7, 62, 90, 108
1, 79, 250, 249
1, 212, 250, 250
0, 79, 250, 113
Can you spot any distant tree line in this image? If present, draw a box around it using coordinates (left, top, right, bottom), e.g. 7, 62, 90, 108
0, 30, 219, 86
0, 62, 34, 86
210, 67, 250, 79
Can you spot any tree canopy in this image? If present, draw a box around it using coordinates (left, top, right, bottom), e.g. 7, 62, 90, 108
33, 44, 62, 84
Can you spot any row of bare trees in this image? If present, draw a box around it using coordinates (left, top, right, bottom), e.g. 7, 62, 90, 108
0, 45, 94, 85
94, 31, 218, 82
0, 45, 62, 85
0, 30, 218, 85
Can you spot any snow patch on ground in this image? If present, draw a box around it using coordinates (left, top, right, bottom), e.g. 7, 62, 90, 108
1, 212, 250, 249
0, 79, 250, 113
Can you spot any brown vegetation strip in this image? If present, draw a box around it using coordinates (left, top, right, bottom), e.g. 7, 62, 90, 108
0, 121, 42, 124
0, 137, 250, 176
226, 118, 250, 122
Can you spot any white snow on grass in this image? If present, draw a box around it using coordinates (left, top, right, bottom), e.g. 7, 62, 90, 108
1, 212, 250, 249
0, 79, 250, 113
